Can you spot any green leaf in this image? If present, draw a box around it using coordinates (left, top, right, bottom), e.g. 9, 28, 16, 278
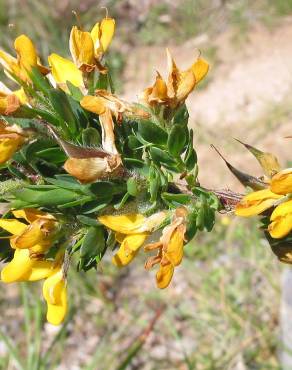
114, 192, 130, 210
45, 176, 86, 191
58, 195, 93, 209
185, 149, 197, 171
35, 147, 67, 164
80, 226, 105, 258
81, 198, 110, 214
7, 165, 26, 180
66, 81, 84, 101
23, 106, 60, 126
161, 192, 191, 204
150, 147, 177, 167
138, 120, 168, 145
186, 209, 198, 239
167, 124, 187, 157
127, 178, 138, 196
149, 166, 161, 202
184, 129, 197, 171
124, 158, 144, 168
13, 188, 80, 206
90, 181, 115, 197
77, 215, 101, 227
82, 128, 101, 146
127, 135, 142, 150
172, 103, 189, 126
28, 67, 51, 94
48, 89, 78, 134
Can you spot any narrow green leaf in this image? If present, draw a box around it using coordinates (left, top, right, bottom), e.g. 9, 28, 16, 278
48, 89, 78, 134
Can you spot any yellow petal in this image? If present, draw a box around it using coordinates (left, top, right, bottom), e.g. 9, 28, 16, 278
112, 233, 148, 267
30, 243, 51, 254
14, 88, 27, 104
0, 49, 20, 76
1, 249, 32, 282
268, 199, 292, 239
80, 95, 106, 115
0, 219, 27, 235
148, 72, 168, 103
175, 69, 196, 103
270, 168, 292, 195
98, 214, 146, 234
64, 156, 108, 183
166, 49, 180, 99
0, 135, 24, 164
12, 208, 54, 223
0, 96, 7, 114
48, 53, 83, 89
91, 18, 115, 58
69, 26, 95, 69
14, 34, 38, 74
190, 57, 209, 84
165, 228, 184, 266
43, 269, 67, 325
235, 189, 282, 217
100, 18, 115, 53
28, 260, 55, 281
269, 215, 292, 239
156, 262, 174, 289
271, 199, 292, 219
1, 249, 53, 283
90, 22, 101, 54
13, 221, 44, 249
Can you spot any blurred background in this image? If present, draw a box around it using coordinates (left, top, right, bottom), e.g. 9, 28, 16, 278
1, 0, 292, 369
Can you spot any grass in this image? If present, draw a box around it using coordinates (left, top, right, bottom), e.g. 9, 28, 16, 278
0, 218, 282, 369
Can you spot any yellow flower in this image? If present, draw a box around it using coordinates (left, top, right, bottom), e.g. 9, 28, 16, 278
50, 16, 115, 89
235, 189, 283, 217
268, 199, 292, 239
43, 267, 67, 325
1, 248, 54, 283
0, 82, 27, 115
80, 90, 150, 121
142, 49, 209, 109
69, 17, 115, 72
90, 17, 115, 60
69, 27, 95, 72
0, 208, 57, 253
145, 207, 187, 289
0, 34, 49, 83
98, 212, 166, 267
0, 121, 25, 164
64, 108, 122, 183
236, 168, 292, 240
270, 168, 292, 195
48, 53, 84, 92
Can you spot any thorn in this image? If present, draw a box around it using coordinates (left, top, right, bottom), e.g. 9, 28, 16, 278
210, 144, 227, 163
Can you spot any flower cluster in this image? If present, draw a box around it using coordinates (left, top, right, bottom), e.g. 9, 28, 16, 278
0, 13, 219, 325
236, 169, 292, 239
